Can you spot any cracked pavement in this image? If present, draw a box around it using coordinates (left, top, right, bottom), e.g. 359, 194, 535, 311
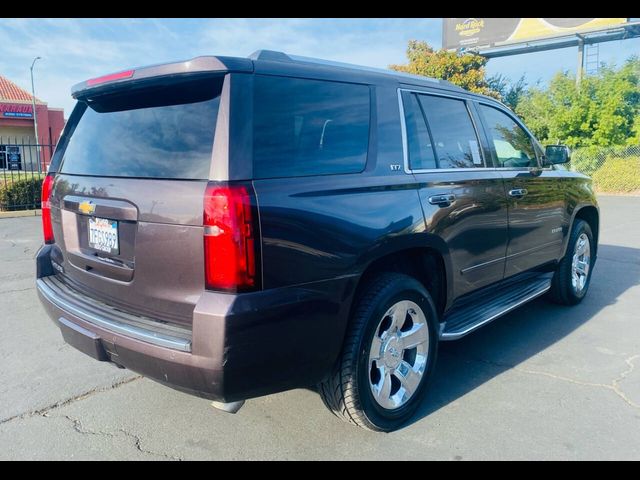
0, 196, 639, 460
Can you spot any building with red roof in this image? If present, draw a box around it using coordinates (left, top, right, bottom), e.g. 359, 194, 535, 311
0, 75, 65, 170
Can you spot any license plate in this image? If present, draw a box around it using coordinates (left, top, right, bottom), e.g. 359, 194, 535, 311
88, 217, 119, 254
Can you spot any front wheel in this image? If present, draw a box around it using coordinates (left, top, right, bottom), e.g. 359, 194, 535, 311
318, 273, 439, 432
548, 219, 595, 305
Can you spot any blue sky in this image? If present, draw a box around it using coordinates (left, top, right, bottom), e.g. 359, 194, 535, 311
1, 18, 639, 116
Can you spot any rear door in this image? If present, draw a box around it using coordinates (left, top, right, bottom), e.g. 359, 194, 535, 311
48, 74, 226, 327
402, 90, 509, 300
477, 103, 565, 277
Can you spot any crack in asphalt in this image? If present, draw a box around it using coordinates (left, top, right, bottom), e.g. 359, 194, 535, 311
3, 287, 35, 294
59, 414, 183, 461
0, 376, 142, 425
612, 355, 640, 409
118, 428, 184, 461
1, 375, 182, 460
468, 354, 640, 410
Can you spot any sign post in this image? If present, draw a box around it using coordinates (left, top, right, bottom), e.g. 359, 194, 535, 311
576, 35, 585, 87
30, 57, 42, 173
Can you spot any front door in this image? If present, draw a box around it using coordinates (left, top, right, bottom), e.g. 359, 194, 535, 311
477, 103, 565, 277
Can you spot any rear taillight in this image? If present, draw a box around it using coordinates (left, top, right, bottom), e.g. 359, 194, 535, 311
203, 182, 259, 292
41, 174, 55, 244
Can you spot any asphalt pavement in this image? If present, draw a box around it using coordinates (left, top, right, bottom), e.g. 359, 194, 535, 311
0, 195, 638, 460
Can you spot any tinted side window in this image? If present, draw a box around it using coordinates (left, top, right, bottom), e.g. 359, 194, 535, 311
420, 95, 483, 168
253, 76, 370, 179
401, 91, 437, 170
418, 95, 483, 169
479, 105, 537, 168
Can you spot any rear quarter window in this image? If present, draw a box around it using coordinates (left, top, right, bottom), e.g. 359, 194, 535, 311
253, 75, 370, 179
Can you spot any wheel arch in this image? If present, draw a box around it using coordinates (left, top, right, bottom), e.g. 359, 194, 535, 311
567, 204, 600, 257
351, 235, 452, 321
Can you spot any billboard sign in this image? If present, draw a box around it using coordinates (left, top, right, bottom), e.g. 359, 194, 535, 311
443, 18, 628, 50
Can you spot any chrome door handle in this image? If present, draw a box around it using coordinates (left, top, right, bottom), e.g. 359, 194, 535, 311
508, 188, 528, 198
428, 194, 456, 206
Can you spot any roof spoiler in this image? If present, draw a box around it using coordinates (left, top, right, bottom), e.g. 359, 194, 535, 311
71, 55, 253, 99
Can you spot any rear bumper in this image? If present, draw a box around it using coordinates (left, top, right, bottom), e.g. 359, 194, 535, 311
36, 246, 356, 402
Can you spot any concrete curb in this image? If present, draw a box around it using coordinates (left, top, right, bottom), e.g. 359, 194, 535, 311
0, 209, 41, 219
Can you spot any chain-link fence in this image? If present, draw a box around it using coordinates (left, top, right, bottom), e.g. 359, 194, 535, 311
568, 144, 640, 194
1, 137, 53, 211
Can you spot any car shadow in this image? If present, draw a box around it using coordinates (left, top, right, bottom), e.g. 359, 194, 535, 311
401, 243, 639, 427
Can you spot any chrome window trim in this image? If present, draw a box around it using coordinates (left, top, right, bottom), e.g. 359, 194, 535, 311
398, 88, 550, 174
398, 88, 489, 174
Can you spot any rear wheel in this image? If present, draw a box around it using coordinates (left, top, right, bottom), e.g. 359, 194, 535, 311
319, 273, 439, 432
548, 219, 594, 305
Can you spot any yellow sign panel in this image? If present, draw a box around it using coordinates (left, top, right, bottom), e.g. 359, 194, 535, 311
509, 18, 627, 42
443, 18, 628, 50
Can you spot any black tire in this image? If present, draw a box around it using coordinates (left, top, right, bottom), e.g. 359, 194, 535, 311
318, 272, 439, 432
548, 219, 595, 305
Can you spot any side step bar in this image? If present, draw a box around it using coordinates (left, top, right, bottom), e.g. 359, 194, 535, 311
441, 275, 552, 341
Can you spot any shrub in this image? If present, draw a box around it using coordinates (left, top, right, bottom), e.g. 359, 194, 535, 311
0, 177, 43, 210
592, 156, 640, 193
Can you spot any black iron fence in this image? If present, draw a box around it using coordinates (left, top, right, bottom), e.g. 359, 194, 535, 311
0, 137, 55, 211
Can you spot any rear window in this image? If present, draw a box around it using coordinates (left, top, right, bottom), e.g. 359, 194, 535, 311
59, 75, 223, 179
253, 75, 370, 179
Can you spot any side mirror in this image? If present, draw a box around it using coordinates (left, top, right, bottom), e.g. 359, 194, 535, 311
544, 145, 571, 165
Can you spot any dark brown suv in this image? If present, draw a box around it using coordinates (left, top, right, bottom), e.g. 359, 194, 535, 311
36, 50, 599, 431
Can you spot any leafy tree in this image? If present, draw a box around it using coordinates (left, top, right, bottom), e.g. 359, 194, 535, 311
516, 56, 640, 148
390, 40, 499, 98
487, 74, 528, 111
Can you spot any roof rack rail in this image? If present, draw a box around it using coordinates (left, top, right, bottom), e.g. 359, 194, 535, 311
248, 50, 462, 89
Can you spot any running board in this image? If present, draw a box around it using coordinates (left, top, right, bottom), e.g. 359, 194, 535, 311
441, 275, 552, 341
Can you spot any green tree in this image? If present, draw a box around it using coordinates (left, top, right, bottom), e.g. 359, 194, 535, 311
516, 56, 640, 148
487, 74, 528, 111
390, 40, 499, 98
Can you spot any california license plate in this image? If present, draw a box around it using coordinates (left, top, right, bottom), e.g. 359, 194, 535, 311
88, 217, 119, 254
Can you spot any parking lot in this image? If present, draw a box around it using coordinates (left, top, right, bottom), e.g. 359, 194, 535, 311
0, 195, 638, 460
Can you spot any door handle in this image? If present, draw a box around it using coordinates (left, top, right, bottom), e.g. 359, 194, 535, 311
508, 188, 528, 198
428, 194, 456, 207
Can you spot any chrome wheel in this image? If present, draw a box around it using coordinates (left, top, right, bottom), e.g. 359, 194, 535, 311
571, 233, 591, 294
368, 300, 429, 410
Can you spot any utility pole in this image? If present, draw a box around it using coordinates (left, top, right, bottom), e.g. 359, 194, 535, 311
576, 35, 585, 88
30, 56, 42, 172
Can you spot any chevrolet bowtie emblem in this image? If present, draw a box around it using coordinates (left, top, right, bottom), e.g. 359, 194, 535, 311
78, 200, 96, 215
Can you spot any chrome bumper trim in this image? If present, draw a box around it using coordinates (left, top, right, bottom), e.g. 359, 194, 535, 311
37, 277, 192, 352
